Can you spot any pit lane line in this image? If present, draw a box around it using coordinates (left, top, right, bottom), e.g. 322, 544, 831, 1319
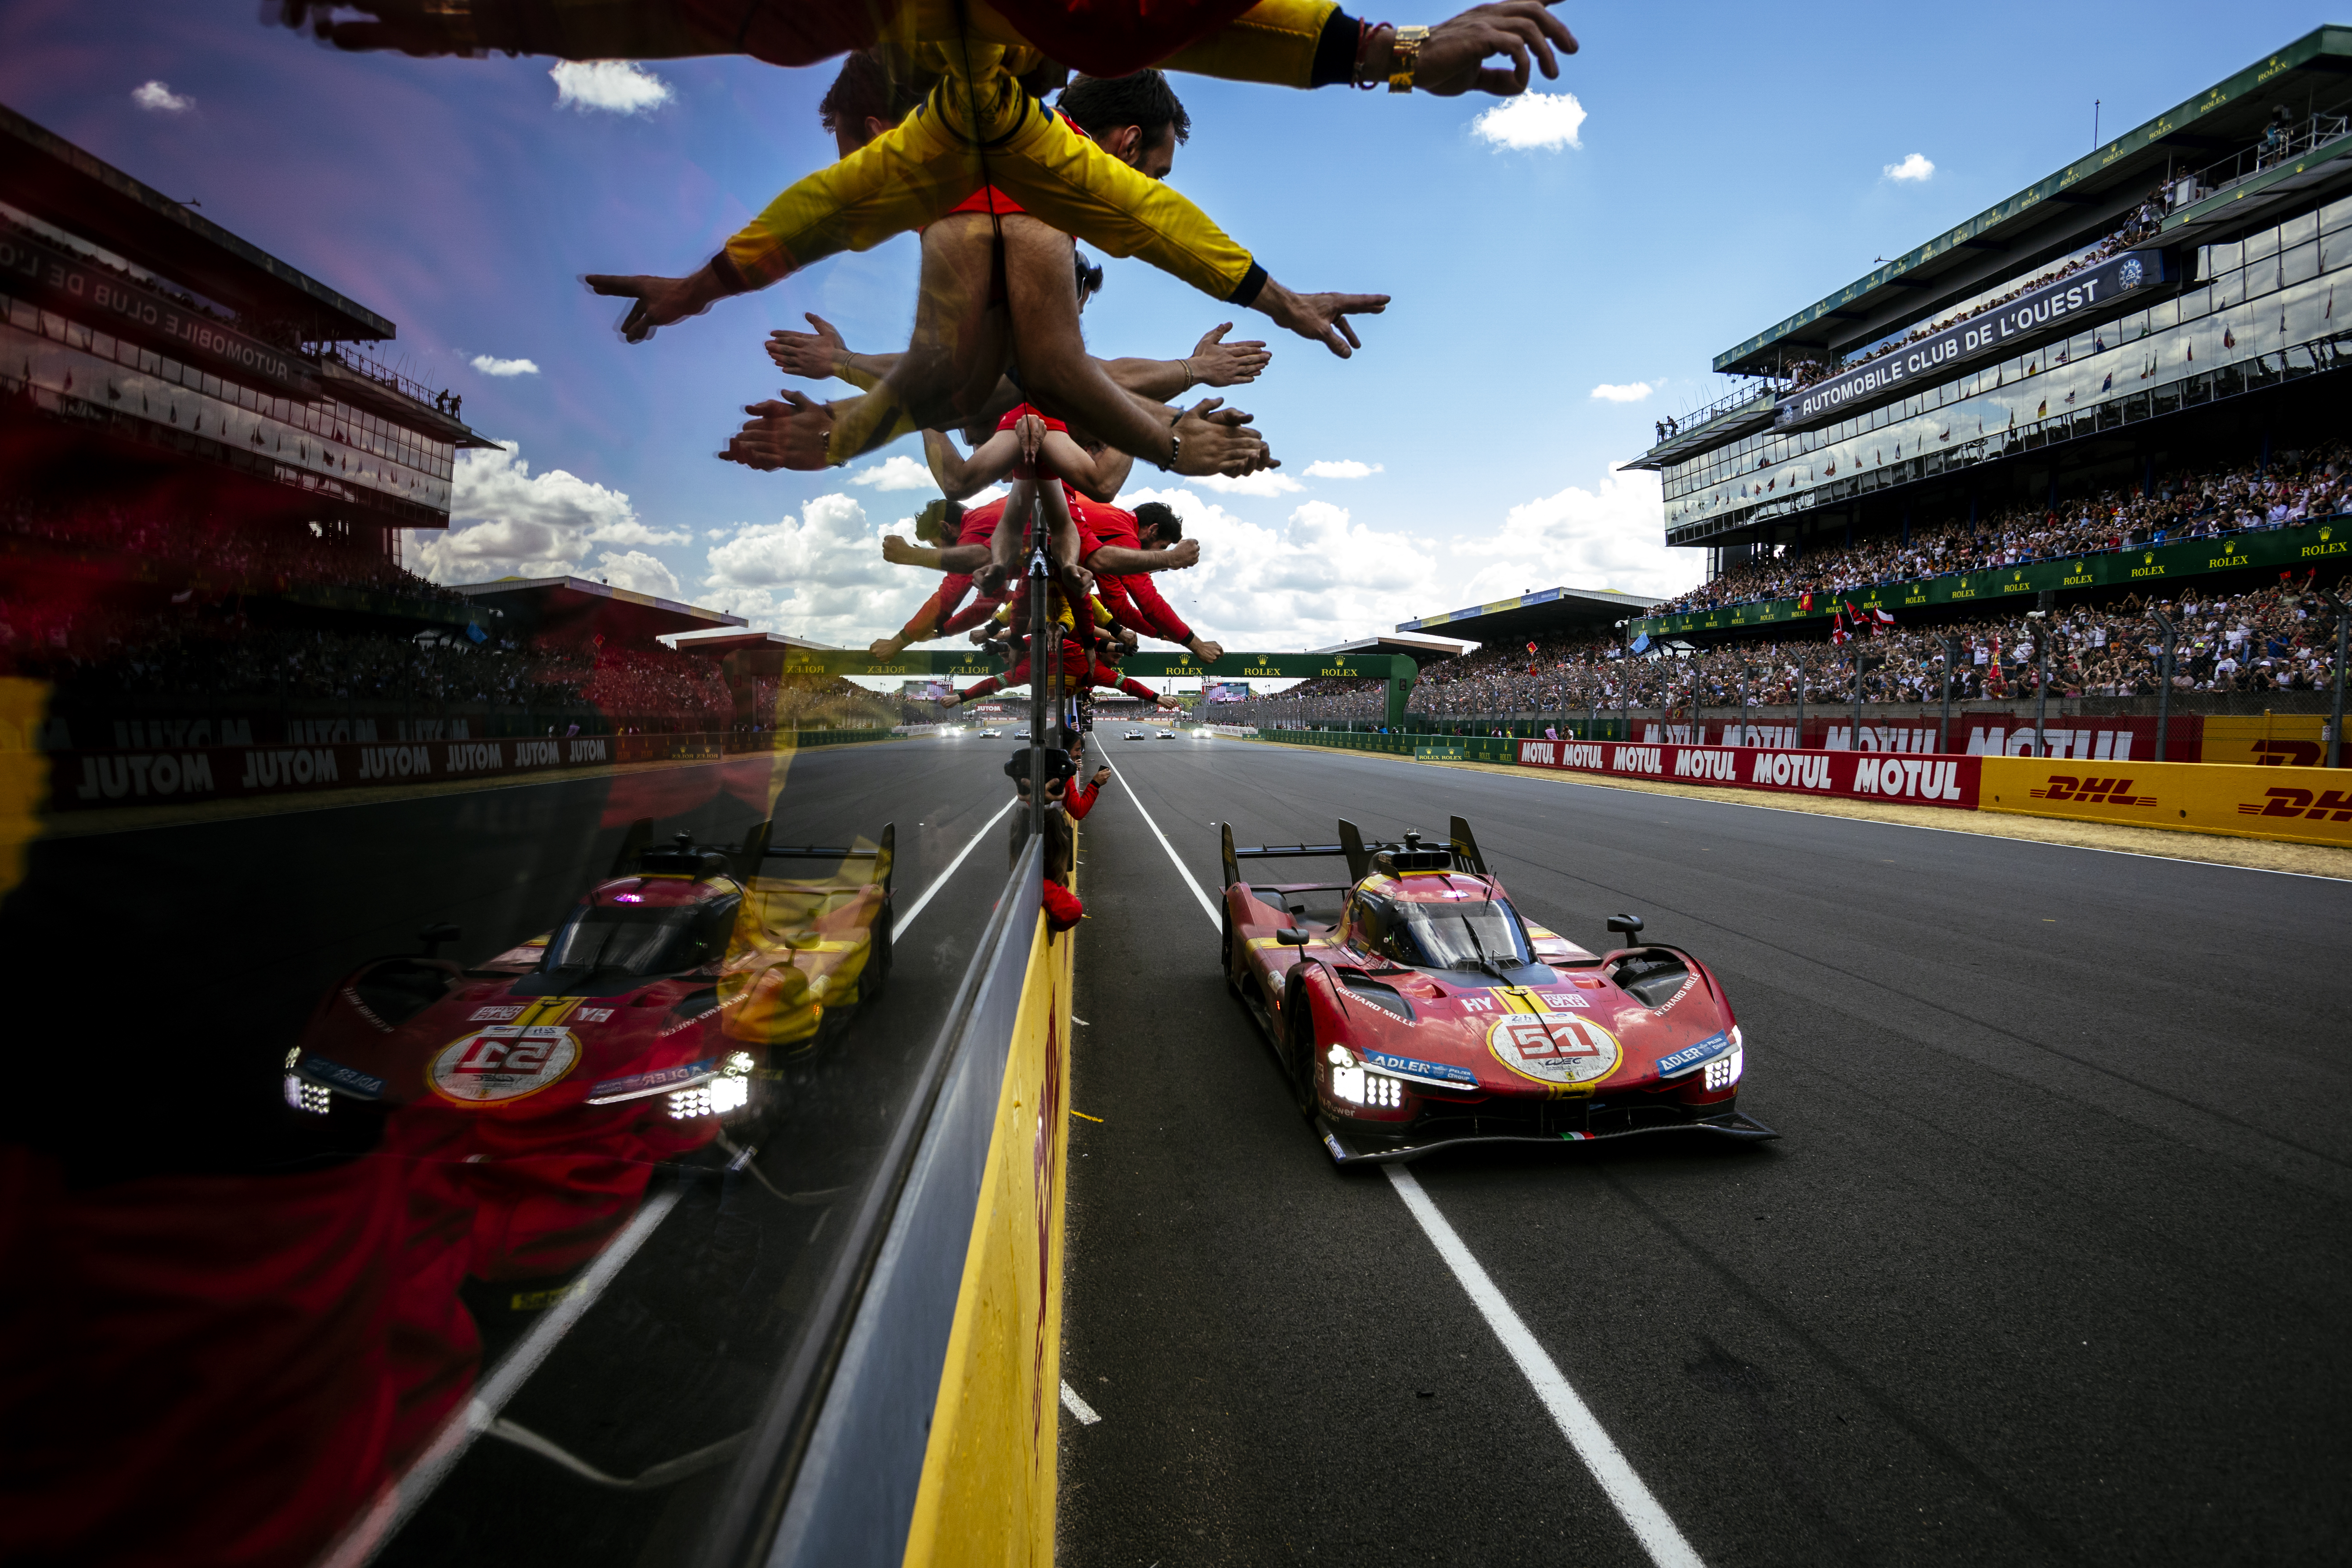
1099, 751, 1707, 1568
312, 794, 1021, 1568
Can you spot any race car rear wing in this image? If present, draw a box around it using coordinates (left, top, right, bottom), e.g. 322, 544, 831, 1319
742, 819, 896, 896
606, 816, 894, 894
1220, 815, 1489, 892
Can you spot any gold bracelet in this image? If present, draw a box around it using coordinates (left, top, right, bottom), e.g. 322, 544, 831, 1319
1388, 25, 1430, 93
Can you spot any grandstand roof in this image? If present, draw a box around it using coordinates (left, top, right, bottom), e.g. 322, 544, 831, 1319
0, 102, 394, 343
444, 576, 747, 646
1309, 633, 1468, 660
1396, 586, 1660, 646
1713, 25, 2352, 377
669, 629, 837, 656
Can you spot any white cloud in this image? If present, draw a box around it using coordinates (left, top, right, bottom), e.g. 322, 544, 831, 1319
593, 549, 682, 599
1450, 464, 1701, 603
1884, 152, 1935, 183
550, 60, 674, 115
1108, 487, 1439, 652
1182, 469, 1303, 497
1302, 460, 1383, 479
405, 440, 689, 584
470, 354, 540, 378
699, 494, 937, 645
1589, 382, 1654, 404
1472, 91, 1586, 152
132, 81, 193, 114
847, 454, 939, 492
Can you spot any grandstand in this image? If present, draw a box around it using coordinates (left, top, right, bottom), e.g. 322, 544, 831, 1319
0, 104, 761, 750
1622, 24, 2352, 692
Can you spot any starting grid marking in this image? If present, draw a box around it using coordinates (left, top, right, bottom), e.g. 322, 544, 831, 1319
1104, 750, 1707, 1568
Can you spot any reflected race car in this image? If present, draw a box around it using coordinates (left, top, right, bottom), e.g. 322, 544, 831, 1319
288, 817, 895, 1139
1219, 815, 1776, 1165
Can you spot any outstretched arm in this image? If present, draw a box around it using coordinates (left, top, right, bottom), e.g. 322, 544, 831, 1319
767, 313, 891, 390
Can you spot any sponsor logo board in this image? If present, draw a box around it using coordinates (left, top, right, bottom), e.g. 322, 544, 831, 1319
1515, 739, 1978, 809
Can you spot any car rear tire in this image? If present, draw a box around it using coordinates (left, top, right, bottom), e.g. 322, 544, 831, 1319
858, 905, 894, 1005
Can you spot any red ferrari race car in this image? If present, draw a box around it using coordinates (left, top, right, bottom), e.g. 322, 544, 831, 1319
288, 817, 897, 1135
1219, 815, 1776, 1165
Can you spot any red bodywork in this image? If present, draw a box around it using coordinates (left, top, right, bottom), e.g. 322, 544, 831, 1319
1219, 839, 1771, 1164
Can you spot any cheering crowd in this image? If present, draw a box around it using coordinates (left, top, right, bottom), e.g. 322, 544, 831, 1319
1653, 445, 2351, 618
1252, 576, 2347, 726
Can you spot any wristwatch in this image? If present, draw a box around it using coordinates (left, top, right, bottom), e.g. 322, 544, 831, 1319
1388, 25, 1431, 93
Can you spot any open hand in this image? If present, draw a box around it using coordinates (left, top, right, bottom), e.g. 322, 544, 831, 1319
719, 391, 835, 471
1174, 398, 1273, 479
766, 313, 851, 379
1414, 1, 1579, 97
1188, 322, 1271, 387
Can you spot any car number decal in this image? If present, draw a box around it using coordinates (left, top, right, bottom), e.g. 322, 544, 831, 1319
429, 1025, 581, 1104
1487, 1013, 1621, 1088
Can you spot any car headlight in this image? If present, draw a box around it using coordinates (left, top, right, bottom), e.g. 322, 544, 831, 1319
1704, 1030, 1744, 1092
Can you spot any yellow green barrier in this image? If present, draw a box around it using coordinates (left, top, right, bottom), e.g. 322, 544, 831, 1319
1979, 756, 2352, 849
901, 877, 1076, 1565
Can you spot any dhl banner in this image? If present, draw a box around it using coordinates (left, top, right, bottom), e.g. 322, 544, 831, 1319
1980, 757, 2352, 848
900, 884, 1075, 1565
1515, 738, 1981, 810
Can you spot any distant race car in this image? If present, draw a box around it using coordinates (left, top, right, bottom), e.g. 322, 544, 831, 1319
1124, 730, 1147, 740
978, 728, 1002, 738
1156, 729, 1178, 739
1218, 815, 1775, 1165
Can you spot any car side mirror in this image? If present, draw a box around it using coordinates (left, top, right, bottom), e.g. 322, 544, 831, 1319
418, 922, 462, 957
1606, 913, 1645, 945
1275, 928, 1309, 946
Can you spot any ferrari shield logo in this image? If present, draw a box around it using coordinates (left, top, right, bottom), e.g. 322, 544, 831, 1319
430, 1025, 581, 1104
1487, 1013, 1620, 1089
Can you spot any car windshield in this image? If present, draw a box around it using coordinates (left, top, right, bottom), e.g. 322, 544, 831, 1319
1361, 895, 1533, 971
541, 898, 738, 978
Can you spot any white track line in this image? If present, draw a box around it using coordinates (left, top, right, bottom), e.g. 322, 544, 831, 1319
317, 1188, 684, 1568
1101, 755, 1217, 921
315, 798, 1016, 1568
1059, 1380, 1103, 1426
1383, 1166, 1703, 1568
1110, 760, 1704, 1568
897, 797, 1019, 930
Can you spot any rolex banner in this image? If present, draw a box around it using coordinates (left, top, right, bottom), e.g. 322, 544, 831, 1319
1774, 249, 2168, 432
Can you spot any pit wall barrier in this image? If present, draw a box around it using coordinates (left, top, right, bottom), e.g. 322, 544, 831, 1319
39, 728, 891, 813
899, 880, 1074, 1568
759, 835, 1071, 1568
1980, 757, 2352, 848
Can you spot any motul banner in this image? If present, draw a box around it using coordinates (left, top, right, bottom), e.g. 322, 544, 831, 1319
1514, 739, 1980, 810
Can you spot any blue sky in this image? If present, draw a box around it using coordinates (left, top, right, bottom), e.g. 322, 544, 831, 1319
0, 0, 2330, 651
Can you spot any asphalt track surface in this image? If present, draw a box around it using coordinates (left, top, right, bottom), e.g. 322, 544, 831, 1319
4, 736, 1024, 1568
1058, 735, 2352, 1568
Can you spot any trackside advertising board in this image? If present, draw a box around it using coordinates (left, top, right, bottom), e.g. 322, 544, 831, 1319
49, 735, 621, 811
1980, 757, 2352, 848
1515, 739, 1981, 809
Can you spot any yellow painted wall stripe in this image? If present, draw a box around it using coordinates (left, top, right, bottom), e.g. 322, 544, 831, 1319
902, 834, 1077, 1568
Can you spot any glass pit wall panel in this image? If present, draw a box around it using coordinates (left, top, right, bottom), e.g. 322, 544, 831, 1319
3, 304, 456, 513
1661, 209, 2352, 532
1661, 192, 2352, 519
